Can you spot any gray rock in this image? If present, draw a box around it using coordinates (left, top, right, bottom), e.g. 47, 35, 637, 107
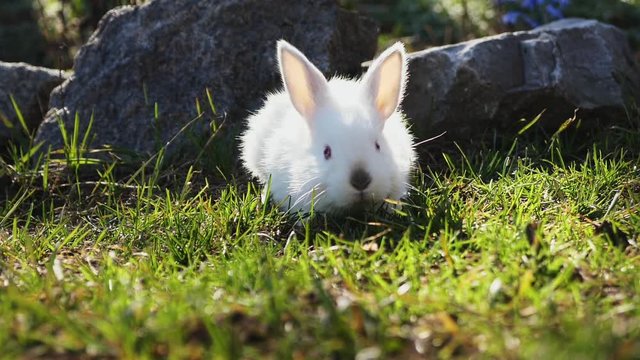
404, 18, 640, 139
0, 62, 66, 147
35, 0, 378, 158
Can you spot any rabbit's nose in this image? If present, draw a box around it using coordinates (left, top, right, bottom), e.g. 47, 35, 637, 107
350, 168, 372, 191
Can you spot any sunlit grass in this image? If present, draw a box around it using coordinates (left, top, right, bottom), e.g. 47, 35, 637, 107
0, 109, 639, 358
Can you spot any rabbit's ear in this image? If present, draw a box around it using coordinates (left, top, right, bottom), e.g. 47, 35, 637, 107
278, 40, 328, 120
363, 42, 407, 121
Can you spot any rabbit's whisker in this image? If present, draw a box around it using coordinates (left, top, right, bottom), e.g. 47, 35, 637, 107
296, 183, 325, 202
413, 131, 447, 147
292, 186, 325, 208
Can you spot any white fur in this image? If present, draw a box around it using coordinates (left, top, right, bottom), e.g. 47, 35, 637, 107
240, 40, 416, 214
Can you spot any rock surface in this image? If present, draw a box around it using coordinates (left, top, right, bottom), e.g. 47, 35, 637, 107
0, 62, 66, 147
404, 18, 640, 139
35, 0, 378, 157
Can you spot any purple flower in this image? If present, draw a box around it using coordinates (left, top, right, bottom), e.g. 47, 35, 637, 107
521, 0, 539, 10
545, 4, 563, 19
502, 11, 540, 27
502, 11, 521, 25
521, 14, 540, 27
497, 0, 570, 28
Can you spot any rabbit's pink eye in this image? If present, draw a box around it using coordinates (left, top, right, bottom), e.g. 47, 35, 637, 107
375, 141, 380, 151
324, 145, 332, 160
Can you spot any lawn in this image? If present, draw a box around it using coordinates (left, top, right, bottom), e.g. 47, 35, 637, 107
0, 113, 639, 359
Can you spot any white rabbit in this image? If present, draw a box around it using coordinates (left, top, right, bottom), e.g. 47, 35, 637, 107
240, 40, 416, 214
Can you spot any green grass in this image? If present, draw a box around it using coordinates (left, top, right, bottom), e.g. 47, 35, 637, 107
0, 113, 639, 359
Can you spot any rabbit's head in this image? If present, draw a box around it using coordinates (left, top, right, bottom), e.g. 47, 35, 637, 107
277, 40, 414, 212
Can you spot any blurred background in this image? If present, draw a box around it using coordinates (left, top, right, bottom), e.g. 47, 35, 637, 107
1, 0, 639, 69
